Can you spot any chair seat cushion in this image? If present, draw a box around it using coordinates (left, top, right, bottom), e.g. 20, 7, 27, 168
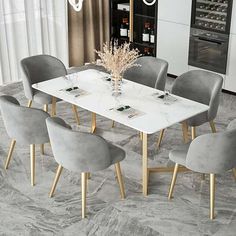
169, 143, 191, 166
33, 91, 60, 105
109, 143, 126, 164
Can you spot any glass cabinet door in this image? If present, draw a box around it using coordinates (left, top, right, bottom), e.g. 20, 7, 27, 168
191, 0, 233, 34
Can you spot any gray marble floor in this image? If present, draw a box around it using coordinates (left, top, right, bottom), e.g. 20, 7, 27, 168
0, 78, 236, 236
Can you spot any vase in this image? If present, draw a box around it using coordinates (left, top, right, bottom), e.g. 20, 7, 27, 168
111, 75, 122, 97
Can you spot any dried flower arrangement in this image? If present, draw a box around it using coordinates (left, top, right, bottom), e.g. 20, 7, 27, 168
95, 41, 140, 79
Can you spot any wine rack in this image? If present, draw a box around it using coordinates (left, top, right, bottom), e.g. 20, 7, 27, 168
191, 0, 233, 34
110, 0, 158, 56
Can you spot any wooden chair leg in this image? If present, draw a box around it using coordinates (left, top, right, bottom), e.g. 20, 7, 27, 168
115, 162, 125, 199
91, 112, 96, 133
157, 129, 165, 148
49, 165, 63, 197
168, 163, 179, 200
139, 131, 143, 140
191, 126, 196, 140
81, 172, 88, 219
30, 144, 36, 186
51, 97, 57, 117
232, 168, 236, 181
43, 104, 48, 113
87, 172, 91, 179
209, 121, 216, 133
210, 173, 215, 220
181, 121, 189, 143
5, 140, 16, 169
40, 104, 49, 155
27, 100, 32, 108
72, 104, 80, 125
40, 144, 45, 155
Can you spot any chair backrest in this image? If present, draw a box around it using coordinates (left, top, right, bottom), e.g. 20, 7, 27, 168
172, 70, 223, 122
21, 54, 67, 100
186, 128, 236, 174
123, 56, 168, 90
0, 95, 50, 145
46, 117, 112, 173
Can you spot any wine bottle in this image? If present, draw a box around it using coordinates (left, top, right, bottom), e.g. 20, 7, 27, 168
142, 22, 150, 42
120, 18, 128, 37
144, 47, 151, 56
150, 28, 155, 44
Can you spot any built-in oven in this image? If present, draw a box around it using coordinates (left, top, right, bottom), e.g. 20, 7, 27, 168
189, 28, 229, 74
188, 0, 233, 74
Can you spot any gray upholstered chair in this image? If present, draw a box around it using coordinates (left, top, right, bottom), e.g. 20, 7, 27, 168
157, 70, 223, 148
123, 56, 168, 91
0, 95, 50, 186
167, 121, 236, 220
20, 54, 80, 127
46, 117, 126, 219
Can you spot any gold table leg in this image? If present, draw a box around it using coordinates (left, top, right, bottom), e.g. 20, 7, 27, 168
91, 112, 96, 133
182, 121, 189, 143
148, 166, 189, 173
142, 133, 148, 196
72, 104, 80, 125
157, 129, 165, 148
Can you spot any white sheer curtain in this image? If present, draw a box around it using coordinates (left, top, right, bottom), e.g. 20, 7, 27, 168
0, 0, 69, 85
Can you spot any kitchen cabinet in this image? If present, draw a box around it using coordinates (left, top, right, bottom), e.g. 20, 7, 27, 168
157, 0, 192, 76
158, 0, 192, 25
110, 0, 157, 56
230, 0, 236, 34
225, 34, 236, 92
157, 20, 190, 76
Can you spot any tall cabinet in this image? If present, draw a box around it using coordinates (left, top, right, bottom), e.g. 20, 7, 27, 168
157, 0, 192, 76
225, 1, 236, 92
110, 0, 158, 56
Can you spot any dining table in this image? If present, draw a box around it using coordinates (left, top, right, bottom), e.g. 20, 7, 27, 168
32, 69, 209, 196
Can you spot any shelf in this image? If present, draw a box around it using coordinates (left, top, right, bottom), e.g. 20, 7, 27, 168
196, 16, 226, 24
134, 14, 155, 20
196, 8, 227, 15
110, 0, 157, 57
133, 42, 155, 48
113, 9, 130, 14
197, 0, 228, 7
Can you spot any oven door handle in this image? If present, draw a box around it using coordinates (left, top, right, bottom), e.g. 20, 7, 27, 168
197, 37, 223, 45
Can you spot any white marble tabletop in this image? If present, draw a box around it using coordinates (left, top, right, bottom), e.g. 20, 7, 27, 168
32, 69, 209, 134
